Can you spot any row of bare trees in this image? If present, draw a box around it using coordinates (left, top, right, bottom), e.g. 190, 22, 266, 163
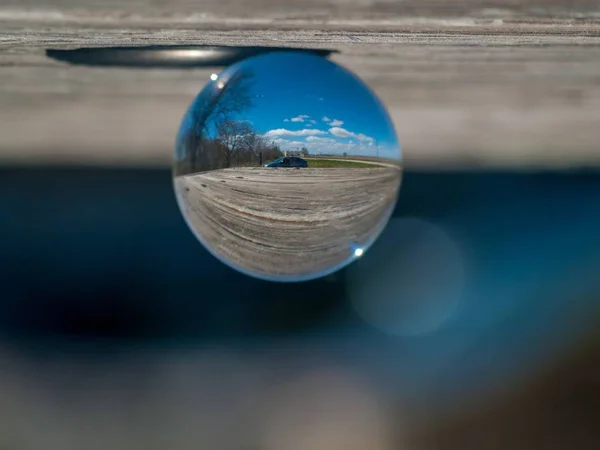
174, 68, 284, 175
176, 119, 283, 174
214, 119, 283, 168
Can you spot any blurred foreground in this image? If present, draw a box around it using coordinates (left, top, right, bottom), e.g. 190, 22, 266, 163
0, 166, 599, 449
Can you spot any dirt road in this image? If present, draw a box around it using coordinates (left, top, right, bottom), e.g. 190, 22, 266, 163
175, 166, 401, 280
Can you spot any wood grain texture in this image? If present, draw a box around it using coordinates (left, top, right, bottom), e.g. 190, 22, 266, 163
0, 0, 599, 169
175, 166, 401, 280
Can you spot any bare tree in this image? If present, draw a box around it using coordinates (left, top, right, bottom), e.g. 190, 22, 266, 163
177, 69, 256, 174
261, 144, 284, 164
239, 131, 262, 166
216, 119, 254, 168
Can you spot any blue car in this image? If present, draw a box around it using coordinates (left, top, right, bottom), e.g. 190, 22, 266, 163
264, 156, 308, 168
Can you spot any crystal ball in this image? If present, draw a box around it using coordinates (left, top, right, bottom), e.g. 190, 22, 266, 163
173, 51, 402, 282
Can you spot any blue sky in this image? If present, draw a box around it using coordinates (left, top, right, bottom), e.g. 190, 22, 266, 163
209, 52, 402, 159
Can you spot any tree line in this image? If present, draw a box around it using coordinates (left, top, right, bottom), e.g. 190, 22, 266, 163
175, 118, 284, 175
174, 68, 284, 175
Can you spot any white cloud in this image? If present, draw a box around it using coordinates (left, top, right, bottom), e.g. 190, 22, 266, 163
308, 140, 383, 157
328, 127, 353, 139
328, 127, 374, 143
329, 119, 344, 127
322, 116, 331, 122
271, 138, 306, 150
310, 119, 317, 124
305, 136, 351, 153
290, 114, 310, 123
306, 136, 336, 144
283, 118, 289, 122
263, 125, 387, 158
264, 128, 326, 138
276, 139, 303, 146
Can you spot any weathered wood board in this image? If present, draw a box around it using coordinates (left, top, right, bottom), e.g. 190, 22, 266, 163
1, 0, 599, 169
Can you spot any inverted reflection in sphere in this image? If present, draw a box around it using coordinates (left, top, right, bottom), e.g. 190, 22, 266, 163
173, 52, 402, 282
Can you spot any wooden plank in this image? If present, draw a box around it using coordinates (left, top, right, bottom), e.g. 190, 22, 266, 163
0, 1, 599, 169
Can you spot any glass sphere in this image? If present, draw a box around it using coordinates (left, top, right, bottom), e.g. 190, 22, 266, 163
173, 51, 402, 282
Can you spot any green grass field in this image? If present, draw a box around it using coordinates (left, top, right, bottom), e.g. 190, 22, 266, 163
305, 159, 375, 168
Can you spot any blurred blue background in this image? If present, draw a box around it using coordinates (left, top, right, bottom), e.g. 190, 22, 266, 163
0, 166, 599, 449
